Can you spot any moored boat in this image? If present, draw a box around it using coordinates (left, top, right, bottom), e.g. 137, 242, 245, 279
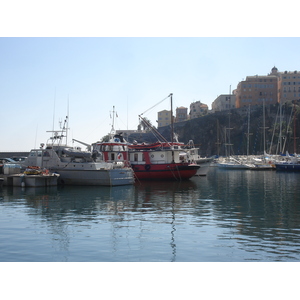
128, 141, 200, 180
9, 167, 60, 187
184, 140, 213, 176
275, 162, 300, 171
21, 116, 134, 186
125, 94, 200, 181
217, 156, 253, 169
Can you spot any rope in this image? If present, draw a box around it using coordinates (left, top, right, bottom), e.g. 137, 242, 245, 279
176, 165, 182, 181
167, 165, 179, 181
140, 95, 170, 116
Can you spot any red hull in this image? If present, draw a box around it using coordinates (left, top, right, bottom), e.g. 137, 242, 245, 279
131, 163, 199, 180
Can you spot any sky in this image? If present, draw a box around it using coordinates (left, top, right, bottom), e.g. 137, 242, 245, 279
1, 2, 300, 152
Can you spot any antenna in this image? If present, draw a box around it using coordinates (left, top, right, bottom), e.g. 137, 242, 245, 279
66, 95, 70, 144
52, 88, 56, 140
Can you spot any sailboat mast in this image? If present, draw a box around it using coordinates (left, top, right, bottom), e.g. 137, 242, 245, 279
279, 100, 282, 154
227, 85, 232, 156
293, 101, 297, 154
170, 93, 174, 143
247, 105, 250, 157
263, 98, 266, 153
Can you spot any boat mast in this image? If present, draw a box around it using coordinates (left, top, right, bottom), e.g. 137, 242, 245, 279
279, 99, 282, 154
293, 101, 297, 154
170, 93, 174, 144
247, 105, 250, 157
225, 86, 233, 157
112, 106, 115, 131
170, 93, 175, 163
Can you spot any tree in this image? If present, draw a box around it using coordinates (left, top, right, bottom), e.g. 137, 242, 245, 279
138, 117, 155, 131
100, 134, 110, 142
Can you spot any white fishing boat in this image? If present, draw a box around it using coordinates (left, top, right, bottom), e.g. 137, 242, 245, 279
21, 116, 134, 186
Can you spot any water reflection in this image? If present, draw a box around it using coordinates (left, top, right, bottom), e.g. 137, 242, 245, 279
1, 168, 300, 261
201, 169, 300, 261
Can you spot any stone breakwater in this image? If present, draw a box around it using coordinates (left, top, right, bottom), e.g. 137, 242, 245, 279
0, 152, 29, 159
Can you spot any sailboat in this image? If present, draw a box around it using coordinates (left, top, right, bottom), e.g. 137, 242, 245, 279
217, 92, 253, 169
275, 102, 300, 171
248, 102, 274, 170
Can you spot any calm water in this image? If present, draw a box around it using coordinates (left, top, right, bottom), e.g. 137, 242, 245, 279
1, 167, 300, 262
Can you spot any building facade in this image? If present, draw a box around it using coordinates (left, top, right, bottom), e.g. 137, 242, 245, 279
235, 73, 279, 108
189, 101, 208, 119
212, 94, 236, 112
157, 110, 172, 128
280, 70, 300, 103
175, 106, 188, 123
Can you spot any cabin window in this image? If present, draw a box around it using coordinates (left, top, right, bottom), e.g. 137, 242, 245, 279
142, 153, 145, 161
111, 153, 115, 160
134, 153, 138, 161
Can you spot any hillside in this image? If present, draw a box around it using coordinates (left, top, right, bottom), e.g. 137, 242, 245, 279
127, 102, 300, 157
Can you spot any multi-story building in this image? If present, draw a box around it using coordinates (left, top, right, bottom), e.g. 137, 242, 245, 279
212, 94, 236, 112
235, 71, 279, 108
189, 101, 208, 119
175, 106, 188, 122
157, 110, 173, 128
280, 70, 300, 103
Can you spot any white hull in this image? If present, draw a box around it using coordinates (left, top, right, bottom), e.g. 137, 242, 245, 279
23, 148, 134, 186
53, 168, 134, 186
217, 162, 252, 169
194, 161, 211, 176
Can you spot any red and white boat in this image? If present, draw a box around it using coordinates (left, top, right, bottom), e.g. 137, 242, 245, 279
93, 132, 131, 168
127, 94, 199, 180
95, 97, 200, 181
127, 140, 200, 181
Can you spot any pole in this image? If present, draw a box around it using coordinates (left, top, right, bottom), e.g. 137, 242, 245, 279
170, 93, 174, 143
170, 93, 174, 163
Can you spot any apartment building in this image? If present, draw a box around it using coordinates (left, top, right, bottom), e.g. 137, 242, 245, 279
189, 101, 208, 119
235, 73, 279, 108
212, 94, 236, 112
280, 70, 300, 103
157, 109, 172, 128
175, 106, 188, 122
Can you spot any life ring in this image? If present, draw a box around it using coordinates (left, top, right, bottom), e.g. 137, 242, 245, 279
145, 164, 151, 171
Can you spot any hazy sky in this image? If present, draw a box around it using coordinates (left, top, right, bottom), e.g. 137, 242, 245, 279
1, 3, 299, 151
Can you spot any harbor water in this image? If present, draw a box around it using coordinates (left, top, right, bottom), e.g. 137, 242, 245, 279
1, 167, 300, 262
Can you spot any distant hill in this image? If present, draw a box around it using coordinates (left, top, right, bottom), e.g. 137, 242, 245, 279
127, 102, 300, 157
